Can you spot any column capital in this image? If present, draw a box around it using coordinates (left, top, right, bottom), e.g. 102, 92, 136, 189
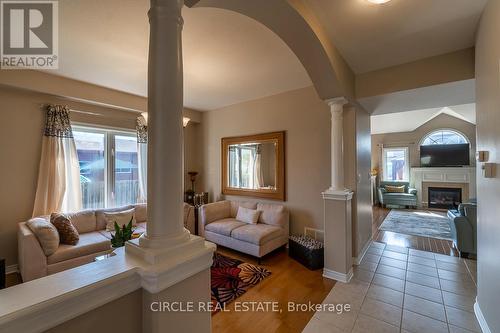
325, 97, 348, 107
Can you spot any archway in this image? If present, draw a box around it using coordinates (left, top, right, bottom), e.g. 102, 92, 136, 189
185, 0, 354, 100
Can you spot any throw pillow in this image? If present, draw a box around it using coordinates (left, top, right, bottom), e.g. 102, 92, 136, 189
385, 185, 405, 193
26, 217, 60, 256
236, 207, 261, 224
50, 213, 80, 245
104, 208, 136, 231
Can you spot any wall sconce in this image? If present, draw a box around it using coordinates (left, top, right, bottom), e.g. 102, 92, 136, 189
140, 112, 190, 127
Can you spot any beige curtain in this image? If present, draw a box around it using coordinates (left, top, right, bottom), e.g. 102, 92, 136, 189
32, 105, 82, 217
136, 116, 148, 203
253, 145, 264, 189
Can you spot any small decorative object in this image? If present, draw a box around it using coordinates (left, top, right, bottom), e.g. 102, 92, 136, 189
371, 168, 379, 176
188, 171, 198, 191
288, 235, 324, 270
110, 218, 133, 248
185, 171, 198, 204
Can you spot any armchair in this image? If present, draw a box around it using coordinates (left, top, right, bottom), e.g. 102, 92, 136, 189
378, 181, 418, 208
447, 203, 477, 257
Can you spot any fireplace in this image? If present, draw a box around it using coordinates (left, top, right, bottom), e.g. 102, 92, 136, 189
428, 187, 462, 209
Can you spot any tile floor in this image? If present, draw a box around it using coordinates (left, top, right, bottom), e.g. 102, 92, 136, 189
303, 242, 480, 333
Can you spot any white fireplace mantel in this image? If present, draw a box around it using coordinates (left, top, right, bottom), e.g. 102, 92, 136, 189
410, 167, 476, 207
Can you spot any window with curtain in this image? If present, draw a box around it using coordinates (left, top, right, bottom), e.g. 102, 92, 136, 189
382, 147, 409, 181
73, 126, 139, 209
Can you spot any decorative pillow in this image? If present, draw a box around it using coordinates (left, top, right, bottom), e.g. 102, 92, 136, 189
50, 213, 80, 245
236, 207, 261, 224
385, 185, 405, 193
26, 217, 60, 256
104, 208, 136, 231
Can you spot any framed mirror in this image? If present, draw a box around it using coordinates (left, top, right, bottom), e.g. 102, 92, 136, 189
222, 131, 285, 201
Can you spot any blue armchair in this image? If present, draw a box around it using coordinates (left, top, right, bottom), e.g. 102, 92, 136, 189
378, 181, 418, 208
447, 203, 477, 257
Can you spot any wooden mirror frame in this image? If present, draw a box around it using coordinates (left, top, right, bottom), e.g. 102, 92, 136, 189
221, 131, 286, 201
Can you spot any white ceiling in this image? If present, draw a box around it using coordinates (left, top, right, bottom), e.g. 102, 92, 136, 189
307, 0, 488, 73
371, 103, 476, 135
54, 0, 311, 111
47, 0, 487, 110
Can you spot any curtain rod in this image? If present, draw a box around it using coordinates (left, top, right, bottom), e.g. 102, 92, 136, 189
40, 104, 108, 117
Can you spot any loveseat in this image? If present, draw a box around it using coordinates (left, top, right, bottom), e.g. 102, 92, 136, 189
18, 203, 195, 282
378, 181, 418, 208
200, 200, 289, 261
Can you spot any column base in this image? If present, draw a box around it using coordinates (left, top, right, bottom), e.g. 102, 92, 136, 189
138, 228, 191, 249
323, 267, 353, 283
322, 188, 354, 200
126, 234, 216, 293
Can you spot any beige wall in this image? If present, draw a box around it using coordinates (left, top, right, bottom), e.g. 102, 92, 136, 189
356, 48, 475, 98
200, 86, 372, 250
0, 82, 201, 267
371, 113, 477, 171
201, 86, 331, 234
475, 1, 500, 332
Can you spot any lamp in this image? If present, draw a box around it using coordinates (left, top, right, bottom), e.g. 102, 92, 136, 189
140, 112, 190, 127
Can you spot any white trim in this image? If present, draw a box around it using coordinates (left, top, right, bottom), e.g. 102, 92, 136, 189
474, 300, 492, 333
322, 189, 354, 201
323, 268, 353, 283
0, 239, 215, 332
353, 240, 372, 265
6, 265, 18, 274
0, 264, 141, 333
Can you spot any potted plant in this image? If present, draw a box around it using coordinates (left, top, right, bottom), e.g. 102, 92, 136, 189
110, 218, 133, 248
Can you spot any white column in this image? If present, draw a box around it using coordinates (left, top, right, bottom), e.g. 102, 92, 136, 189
326, 97, 348, 193
139, 0, 189, 248
322, 96, 353, 283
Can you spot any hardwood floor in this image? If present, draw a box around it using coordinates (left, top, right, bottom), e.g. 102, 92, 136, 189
212, 246, 335, 333
372, 206, 459, 256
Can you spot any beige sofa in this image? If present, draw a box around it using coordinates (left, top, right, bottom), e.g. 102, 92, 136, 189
200, 200, 289, 261
18, 203, 195, 282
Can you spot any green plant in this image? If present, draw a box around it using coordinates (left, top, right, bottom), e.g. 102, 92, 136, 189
110, 218, 133, 248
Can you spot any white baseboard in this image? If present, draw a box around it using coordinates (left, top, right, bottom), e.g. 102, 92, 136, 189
353, 240, 372, 265
474, 300, 492, 333
6, 264, 18, 274
323, 268, 353, 283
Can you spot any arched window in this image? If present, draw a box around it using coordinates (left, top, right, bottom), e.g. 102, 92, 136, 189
421, 130, 469, 146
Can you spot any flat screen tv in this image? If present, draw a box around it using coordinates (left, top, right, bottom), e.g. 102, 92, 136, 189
420, 144, 470, 167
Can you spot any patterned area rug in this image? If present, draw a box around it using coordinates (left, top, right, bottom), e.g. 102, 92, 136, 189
211, 253, 271, 313
379, 209, 453, 240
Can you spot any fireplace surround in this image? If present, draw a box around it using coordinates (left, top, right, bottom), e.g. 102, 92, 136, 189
410, 167, 476, 207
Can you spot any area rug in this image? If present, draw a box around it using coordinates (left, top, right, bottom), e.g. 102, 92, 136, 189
379, 209, 453, 240
211, 253, 271, 313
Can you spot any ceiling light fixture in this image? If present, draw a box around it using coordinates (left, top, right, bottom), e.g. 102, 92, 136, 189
367, 0, 392, 4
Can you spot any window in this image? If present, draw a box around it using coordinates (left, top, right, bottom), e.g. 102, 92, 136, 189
73, 126, 139, 209
383, 147, 409, 181
421, 130, 468, 146
228, 145, 256, 189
